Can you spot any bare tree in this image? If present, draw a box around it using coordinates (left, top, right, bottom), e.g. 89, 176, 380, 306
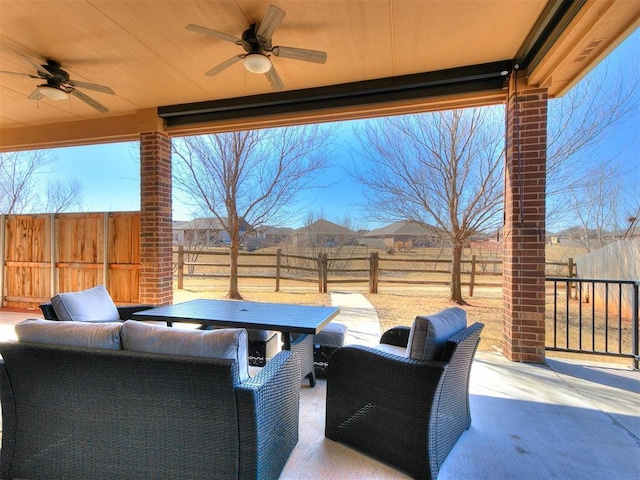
0, 150, 50, 214
173, 125, 334, 299
568, 160, 622, 251
43, 178, 84, 213
0, 150, 85, 214
546, 62, 639, 232
351, 108, 504, 303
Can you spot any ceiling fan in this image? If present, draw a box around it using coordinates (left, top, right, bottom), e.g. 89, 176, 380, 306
0, 56, 115, 113
186, 4, 327, 91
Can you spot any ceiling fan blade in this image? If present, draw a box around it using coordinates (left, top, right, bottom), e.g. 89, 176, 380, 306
205, 55, 243, 76
265, 65, 284, 91
272, 46, 327, 64
68, 80, 115, 95
69, 89, 109, 113
27, 88, 44, 100
0, 70, 38, 78
20, 54, 51, 77
256, 5, 286, 41
186, 24, 242, 44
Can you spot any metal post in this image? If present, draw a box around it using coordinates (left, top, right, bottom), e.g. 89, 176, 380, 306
633, 282, 639, 370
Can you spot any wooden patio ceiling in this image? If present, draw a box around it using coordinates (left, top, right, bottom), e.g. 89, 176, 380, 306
0, 0, 638, 150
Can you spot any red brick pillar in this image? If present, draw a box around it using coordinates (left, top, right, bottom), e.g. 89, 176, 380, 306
503, 79, 547, 363
139, 131, 173, 306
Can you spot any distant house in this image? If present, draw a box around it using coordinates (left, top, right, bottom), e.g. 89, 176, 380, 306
172, 217, 254, 246
255, 225, 294, 247
362, 221, 445, 250
288, 219, 357, 247
172, 220, 189, 244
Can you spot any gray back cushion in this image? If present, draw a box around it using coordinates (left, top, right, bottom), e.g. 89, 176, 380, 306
406, 307, 467, 361
121, 320, 250, 383
51, 285, 120, 322
15, 318, 123, 350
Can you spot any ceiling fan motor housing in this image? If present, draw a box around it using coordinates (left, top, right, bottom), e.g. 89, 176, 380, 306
241, 24, 272, 54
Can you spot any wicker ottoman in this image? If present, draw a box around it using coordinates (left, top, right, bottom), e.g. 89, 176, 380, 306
314, 322, 348, 378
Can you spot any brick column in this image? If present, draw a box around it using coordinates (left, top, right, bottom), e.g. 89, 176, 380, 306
139, 131, 173, 306
503, 80, 547, 363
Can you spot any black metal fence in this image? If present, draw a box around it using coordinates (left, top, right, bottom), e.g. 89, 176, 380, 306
546, 277, 639, 369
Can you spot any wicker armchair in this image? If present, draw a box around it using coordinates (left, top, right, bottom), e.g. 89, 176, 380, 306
325, 321, 483, 480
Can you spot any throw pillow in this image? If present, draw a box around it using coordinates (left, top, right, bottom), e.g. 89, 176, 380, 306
51, 285, 120, 322
121, 320, 250, 382
15, 318, 123, 350
406, 307, 467, 361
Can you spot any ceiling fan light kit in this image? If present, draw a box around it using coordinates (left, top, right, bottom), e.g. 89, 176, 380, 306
38, 85, 68, 101
244, 53, 272, 74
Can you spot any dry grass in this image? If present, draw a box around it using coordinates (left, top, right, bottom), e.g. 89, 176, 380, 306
174, 281, 503, 352
365, 293, 504, 352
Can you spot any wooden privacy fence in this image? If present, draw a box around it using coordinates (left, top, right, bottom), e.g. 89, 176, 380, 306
175, 247, 575, 294
0, 212, 141, 310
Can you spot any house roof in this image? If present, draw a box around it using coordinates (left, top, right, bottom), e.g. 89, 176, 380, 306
292, 219, 354, 236
175, 218, 224, 231
1, 1, 638, 151
364, 220, 440, 237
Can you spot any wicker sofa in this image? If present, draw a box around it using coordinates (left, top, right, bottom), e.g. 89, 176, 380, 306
0, 319, 301, 480
39, 285, 281, 369
325, 307, 483, 480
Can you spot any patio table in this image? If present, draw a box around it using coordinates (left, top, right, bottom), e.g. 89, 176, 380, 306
131, 298, 340, 351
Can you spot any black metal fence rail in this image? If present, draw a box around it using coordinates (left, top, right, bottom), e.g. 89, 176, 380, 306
546, 277, 639, 369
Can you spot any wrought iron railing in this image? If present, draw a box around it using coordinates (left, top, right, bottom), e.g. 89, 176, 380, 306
546, 277, 639, 369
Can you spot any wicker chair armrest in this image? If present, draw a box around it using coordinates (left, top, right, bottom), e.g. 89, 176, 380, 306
380, 326, 411, 347
236, 350, 301, 480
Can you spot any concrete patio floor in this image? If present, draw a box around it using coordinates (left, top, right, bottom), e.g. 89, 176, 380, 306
0, 301, 638, 479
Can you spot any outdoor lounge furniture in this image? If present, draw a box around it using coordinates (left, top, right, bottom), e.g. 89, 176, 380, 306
132, 299, 339, 388
290, 333, 317, 387
313, 321, 348, 378
325, 307, 483, 480
247, 328, 280, 367
41, 286, 281, 369
0, 319, 301, 480
39, 285, 153, 321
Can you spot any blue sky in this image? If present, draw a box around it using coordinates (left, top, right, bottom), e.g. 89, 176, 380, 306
40, 28, 639, 228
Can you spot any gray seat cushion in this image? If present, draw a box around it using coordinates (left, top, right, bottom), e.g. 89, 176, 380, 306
121, 320, 250, 382
15, 318, 123, 350
315, 322, 348, 348
51, 285, 120, 322
406, 307, 467, 361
